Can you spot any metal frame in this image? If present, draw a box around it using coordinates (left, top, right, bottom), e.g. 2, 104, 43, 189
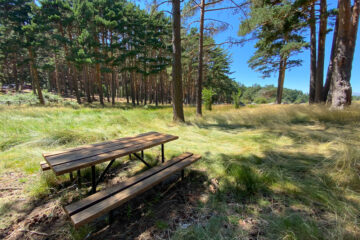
90, 159, 116, 194
161, 144, 164, 163
86, 143, 167, 194
132, 152, 151, 168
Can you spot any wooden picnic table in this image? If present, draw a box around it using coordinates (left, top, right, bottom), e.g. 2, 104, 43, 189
42, 131, 178, 193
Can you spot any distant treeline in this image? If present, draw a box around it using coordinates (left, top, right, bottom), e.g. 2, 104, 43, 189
234, 84, 309, 104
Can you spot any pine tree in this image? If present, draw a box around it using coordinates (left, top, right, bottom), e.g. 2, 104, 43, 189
239, 0, 308, 104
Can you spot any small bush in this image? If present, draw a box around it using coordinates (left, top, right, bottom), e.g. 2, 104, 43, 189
254, 97, 268, 104
202, 88, 215, 111
232, 89, 242, 109
64, 101, 80, 109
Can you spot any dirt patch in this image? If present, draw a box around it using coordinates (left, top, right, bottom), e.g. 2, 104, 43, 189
0, 167, 210, 240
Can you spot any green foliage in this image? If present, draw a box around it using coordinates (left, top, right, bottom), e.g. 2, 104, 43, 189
239, 84, 308, 104
232, 89, 242, 108
202, 88, 215, 111
0, 92, 86, 109
254, 96, 268, 104
238, 0, 308, 84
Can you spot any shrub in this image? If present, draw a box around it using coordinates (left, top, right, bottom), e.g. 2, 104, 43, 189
232, 89, 242, 109
202, 88, 215, 111
64, 101, 80, 109
254, 97, 268, 104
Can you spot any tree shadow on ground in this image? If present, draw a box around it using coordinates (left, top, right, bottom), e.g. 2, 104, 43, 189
84, 169, 209, 240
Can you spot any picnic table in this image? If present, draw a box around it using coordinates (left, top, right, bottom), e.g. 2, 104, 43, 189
42, 131, 178, 193
41, 131, 201, 228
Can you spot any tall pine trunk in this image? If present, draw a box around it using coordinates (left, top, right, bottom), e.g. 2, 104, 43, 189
84, 65, 92, 103
28, 46, 44, 105
331, 0, 359, 108
323, 10, 339, 102
111, 68, 116, 105
309, 2, 316, 103
54, 52, 61, 95
171, 0, 185, 122
13, 54, 19, 91
315, 0, 327, 102
276, 56, 287, 104
196, 0, 205, 116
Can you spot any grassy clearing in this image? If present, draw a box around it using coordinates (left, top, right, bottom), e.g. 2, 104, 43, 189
1, 103, 360, 239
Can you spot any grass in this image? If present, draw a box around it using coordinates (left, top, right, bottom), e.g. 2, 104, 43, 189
0, 101, 360, 239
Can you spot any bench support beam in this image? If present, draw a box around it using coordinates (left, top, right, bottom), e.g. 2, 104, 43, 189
77, 170, 81, 188
161, 144, 164, 163
132, 153, 151, 168
95, 159, 115, 187
109, 210, 114, 225
91, 166, 96, 194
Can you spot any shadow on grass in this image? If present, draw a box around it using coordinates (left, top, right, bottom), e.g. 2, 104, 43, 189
82, 102, 172, 111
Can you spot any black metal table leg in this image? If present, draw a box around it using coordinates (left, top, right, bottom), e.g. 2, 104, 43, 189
91, 166, 96, 194
161, 144, 164, 163
109, 210, 114, 225
69, 172, 73, 181
95, 159, 115, 186
181, 169, 185, 180
77, 170, 81, 188
141, 150, 144, 159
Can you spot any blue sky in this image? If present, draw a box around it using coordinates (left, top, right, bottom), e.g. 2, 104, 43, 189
137, 0, 359, 94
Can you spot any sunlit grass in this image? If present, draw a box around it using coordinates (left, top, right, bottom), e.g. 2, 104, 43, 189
0, 102, 360, 239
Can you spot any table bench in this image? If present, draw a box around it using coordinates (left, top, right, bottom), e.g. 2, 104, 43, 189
41, 132, 201, 228
66, 152, 201, 228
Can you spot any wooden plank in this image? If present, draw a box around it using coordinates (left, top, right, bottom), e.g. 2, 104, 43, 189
65, 153, 193, 216
45, 133, 170, 167
40, 161, 50, 171
70, 154, 201, 228
43, 132, 159, 158
52, 134, 179, 175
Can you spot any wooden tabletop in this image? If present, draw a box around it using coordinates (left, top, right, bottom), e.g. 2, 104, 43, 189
42, 132, 179, 176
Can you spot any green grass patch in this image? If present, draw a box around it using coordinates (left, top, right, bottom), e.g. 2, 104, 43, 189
0, 103, 360, 239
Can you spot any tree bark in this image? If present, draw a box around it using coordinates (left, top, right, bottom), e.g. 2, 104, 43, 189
276, 56, 287, 104
171, 0, 185, 122
196, 0, 205, 116
331, 0, 359, 108
323, 10, 339, 102
13, 54, 19, 91
130, 71, 136, 106
54, 52, 61, 95
111, 68, 116, 105
28, 46, 45, 105
315, 0, 327, 103
71, 67, 81, 104
309, 2, 316, 103
84, 65, 92, 103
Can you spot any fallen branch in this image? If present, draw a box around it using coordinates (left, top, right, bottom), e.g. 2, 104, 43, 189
20, 229, 49, 236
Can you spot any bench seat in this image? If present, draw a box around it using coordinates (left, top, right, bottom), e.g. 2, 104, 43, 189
64, 152, 201, 228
